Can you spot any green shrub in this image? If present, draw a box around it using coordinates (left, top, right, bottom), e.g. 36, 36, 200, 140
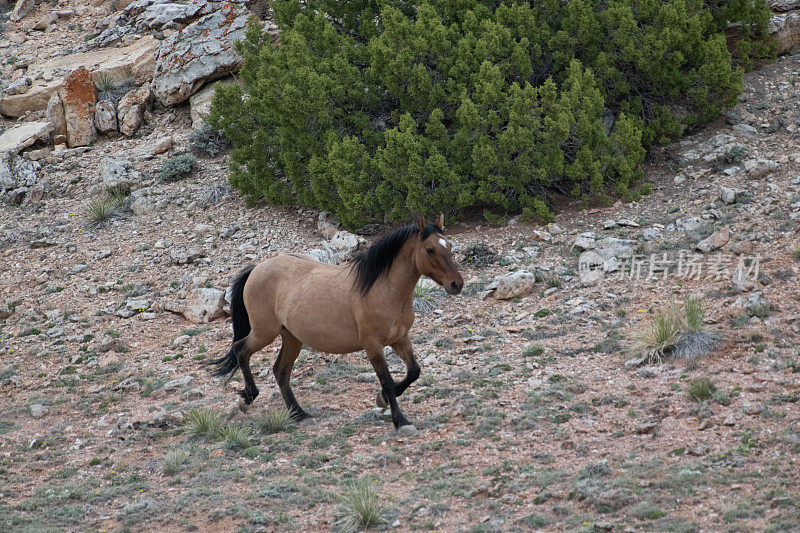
210, 0, 768, 227
159, 154, 197, 182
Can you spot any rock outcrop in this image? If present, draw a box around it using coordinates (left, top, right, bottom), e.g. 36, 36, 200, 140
152, 3, 250, 106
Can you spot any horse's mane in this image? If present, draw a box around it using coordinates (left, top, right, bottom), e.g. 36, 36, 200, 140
351, 223, 443, 297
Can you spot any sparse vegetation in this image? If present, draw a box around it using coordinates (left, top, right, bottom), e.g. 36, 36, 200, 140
686, 377, 716, 402
254, 407, 296, 435
189, 123, 232, 158
219, 423, 252, 448
84, 198, 117, 226
184, 407, 223, 440
630, 297, 720, 364
159, 154, 197, 182
163, 450, 190, 476
335, 478, 388, 533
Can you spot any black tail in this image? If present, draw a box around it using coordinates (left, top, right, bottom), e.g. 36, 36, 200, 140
207, 265, 255, 378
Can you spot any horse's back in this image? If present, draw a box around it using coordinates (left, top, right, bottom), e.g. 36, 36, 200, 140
244, 254, 362, 353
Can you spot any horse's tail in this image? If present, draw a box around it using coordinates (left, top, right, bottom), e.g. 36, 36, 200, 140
208, 265, 255, 378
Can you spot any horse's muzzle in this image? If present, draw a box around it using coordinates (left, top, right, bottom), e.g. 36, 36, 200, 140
446, 280, 463, 295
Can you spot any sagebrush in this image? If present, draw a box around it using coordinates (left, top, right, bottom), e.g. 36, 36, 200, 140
210, 0, 771, 227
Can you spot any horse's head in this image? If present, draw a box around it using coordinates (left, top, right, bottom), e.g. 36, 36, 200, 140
415, 214, 463, 295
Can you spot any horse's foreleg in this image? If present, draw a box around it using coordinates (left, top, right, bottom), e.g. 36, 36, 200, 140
366, 345, 412, 429
376, 336, 420, 408
391, 335, 420, 398
273, 329, 309, 421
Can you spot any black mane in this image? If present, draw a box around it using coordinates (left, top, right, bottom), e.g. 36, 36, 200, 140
351, 223, 443, 297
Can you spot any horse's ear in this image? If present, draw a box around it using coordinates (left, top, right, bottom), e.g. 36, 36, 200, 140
417, 216, 426, 232
437, 213, 445, 230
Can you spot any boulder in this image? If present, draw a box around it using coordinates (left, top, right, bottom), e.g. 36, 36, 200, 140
329, 230, 366, 262
4, 77, 32, 96
117, 83, 153, 137
94, 100, 118, 133
768, 0, 800, 10
695, 229, 730, 254
593, 237, 635, 272
744, 158, 779, 178
719, 187, 748, 205
770, 11, 800, 53
58, 67, 97, 147
189, 77, 238, 128
152, 3, 249, 106
485, 270, 535, 300
0, 122, 53, 155
32, 12, 58, 31
1, 154, 40, 204
46, 93, 67, 145
9, 0, 35, 22
100, 157, 140, 191
573, 232, 596, 250
184, 288, 226, 323
0, 37, 156, 119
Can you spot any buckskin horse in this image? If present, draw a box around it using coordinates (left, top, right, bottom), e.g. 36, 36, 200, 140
209, 215, 463, 430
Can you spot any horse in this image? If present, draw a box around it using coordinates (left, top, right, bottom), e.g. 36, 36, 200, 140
208, 215, 463, 430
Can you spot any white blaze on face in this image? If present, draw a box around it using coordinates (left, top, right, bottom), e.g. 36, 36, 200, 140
437, 237, 452, 252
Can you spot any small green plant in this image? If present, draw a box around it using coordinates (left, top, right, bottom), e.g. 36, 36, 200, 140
219, 423, 251, 448
84, 198, 116, 226
163, 450, 190, 475
632, 309, 681, 364
750, 304, 770, 318
336, 478, 388, 533
792, 249, 800, 261
630, 297, 719, 364
254, 407, 296, 435
412, 281, 438, 313
686, 377, 716, 402
523, 345, 544, 358
184, 407, 223, 440
159, 154, 197, 182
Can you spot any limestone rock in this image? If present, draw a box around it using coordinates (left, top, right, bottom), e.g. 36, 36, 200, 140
573, 232, 596, 251
189, 78, 237, 129
117, 83, 153, 137
58, 67, 97, 147
767, 0, 800, 10
1, 154, 40, 204
695, 229, 730, 254
184, 288, 226, 323
720, 187, 748, 205
329, 230, 366, 262
29, 404, 48, 419
770, 11, 800, 53
744, 158, 779, 178
100, 157, 140, 191
94, 100, 118, 133
152, 4, 250, 106
485, 270, 535, 300
0, 122, 53, 155
10, 0, 35, 22
46, 93, 67, 145
4, 77, 32, 96
0, 37, 156, 119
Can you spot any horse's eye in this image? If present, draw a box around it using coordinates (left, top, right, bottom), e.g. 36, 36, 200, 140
426, 248, 434, 254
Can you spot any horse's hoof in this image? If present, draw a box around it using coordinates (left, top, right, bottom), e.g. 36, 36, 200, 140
375, 391, 388, 410
395, 424, 419, 438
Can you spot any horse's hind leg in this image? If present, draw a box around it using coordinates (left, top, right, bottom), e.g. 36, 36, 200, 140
234, 333, 274, 412
273, 329, 309, 421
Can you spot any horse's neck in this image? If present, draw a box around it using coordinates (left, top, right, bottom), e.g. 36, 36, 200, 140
382, 239, 420, 304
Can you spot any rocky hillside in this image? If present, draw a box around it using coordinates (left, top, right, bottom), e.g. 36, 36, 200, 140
1, 1, 800, 532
